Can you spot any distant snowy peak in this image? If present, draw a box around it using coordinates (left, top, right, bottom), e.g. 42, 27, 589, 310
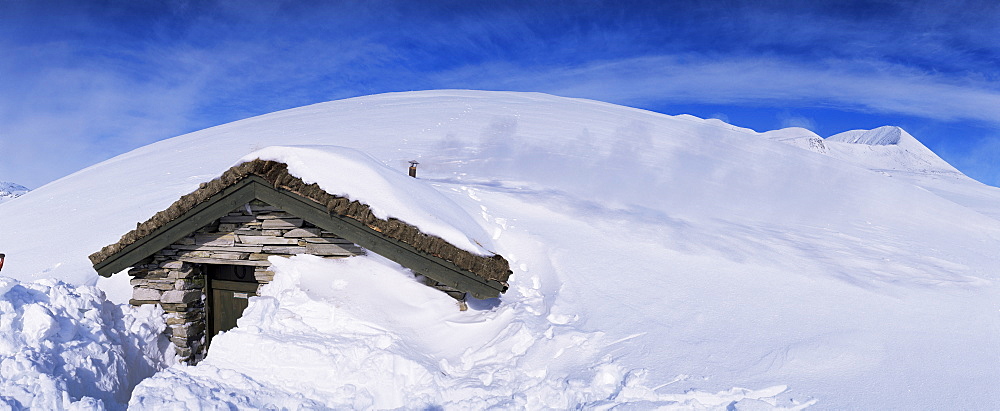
824, 126, 961, 175
827, 126, 908, 146
762, 125, 962, 177
0, 182, 30, 203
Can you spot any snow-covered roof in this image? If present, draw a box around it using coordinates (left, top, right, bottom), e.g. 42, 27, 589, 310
89, 146, 511, 294
241, 146, 493, 255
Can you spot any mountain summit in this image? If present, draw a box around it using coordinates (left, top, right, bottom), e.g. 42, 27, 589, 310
824, 125, 961, 175
827, 125, 911, 146
762, 125, 961, 176
0, 182, 29, 203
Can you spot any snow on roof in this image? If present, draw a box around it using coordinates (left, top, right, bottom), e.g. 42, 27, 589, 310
238, 145, 493, 256
89, 146, 510, 284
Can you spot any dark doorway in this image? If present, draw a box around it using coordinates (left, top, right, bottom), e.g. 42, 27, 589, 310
206, 264, 259, 347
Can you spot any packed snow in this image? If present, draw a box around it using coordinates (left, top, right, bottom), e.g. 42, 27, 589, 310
0, 90, 999, 409
130, 254, 811, 410
0, 278, 170, 409
0, 182, 29, 204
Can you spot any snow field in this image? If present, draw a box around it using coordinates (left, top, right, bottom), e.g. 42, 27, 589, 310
0, 90, 999, 409
130, 254, 811, 410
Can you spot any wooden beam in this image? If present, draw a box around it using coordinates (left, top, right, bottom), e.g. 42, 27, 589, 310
250, 177, 506, 299
178, 257, 275, 267
94, 179, 258, 276
94, 174, 506, 299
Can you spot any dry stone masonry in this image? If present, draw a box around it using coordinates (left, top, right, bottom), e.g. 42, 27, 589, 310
127, 200, 365, 362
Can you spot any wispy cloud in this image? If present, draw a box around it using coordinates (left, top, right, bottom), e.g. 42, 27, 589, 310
427, 55, 1000, 127
777, 112, 818, 131
2, 0, 1000, 186
0, 39, 217, 187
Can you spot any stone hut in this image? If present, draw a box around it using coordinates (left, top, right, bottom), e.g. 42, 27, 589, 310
90, 158, 511, 363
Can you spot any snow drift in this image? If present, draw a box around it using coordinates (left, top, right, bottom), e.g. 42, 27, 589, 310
1, 90, 999, 409
0, 278, 170, 410
130, 254, 810, 410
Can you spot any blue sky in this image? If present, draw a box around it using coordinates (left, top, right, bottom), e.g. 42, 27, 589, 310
2, 0, 999, 188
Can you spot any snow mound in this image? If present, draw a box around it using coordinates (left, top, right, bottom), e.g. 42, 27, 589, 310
0, 182, 29, 203
130, 254, 812, 410
0, 277, 171, 410
241, 145, 494, 255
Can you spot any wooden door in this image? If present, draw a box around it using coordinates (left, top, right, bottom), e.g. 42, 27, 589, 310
206, 265, 259, 346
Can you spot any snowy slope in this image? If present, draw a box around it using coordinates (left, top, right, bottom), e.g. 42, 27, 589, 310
1, 90, 999, 409
0, 182, 29, 204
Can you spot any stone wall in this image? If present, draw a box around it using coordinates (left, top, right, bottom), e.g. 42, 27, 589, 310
127, 200, 366, 363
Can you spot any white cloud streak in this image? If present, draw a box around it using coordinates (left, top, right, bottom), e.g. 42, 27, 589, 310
0, 44, 213, 188
0, 33, 395, 187
429, 55, 1000, 128
3, 0, 1000, 187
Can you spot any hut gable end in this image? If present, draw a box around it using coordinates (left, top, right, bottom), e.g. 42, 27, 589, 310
125, 201, 367, 361
89, 160, 512, 363
90, 160, 510, 296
